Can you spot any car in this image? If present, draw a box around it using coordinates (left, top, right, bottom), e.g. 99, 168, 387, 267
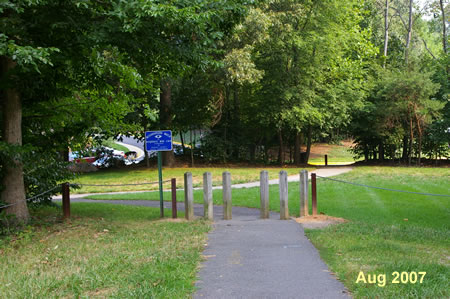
92, 146, 126, 168
69, 151, 96, 164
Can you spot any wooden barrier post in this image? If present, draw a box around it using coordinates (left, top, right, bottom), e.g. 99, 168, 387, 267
260, 170, 269, 219
311, 173, 317, 216
203, 172, 213, 220
325, 154, 328, 166
223, 172, 232, 220
279, 171, 289, 220
62, 182, 70, 219
171, 178, 177, 219
184, 172, 194, 220
299, 170, 309, 217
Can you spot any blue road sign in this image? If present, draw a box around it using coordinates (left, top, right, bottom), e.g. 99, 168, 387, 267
145, 130, 173, 151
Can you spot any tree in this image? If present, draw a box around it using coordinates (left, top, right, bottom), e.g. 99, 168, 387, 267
1, 57, 28, 220
353, 69, 442, 164
1, 0, 250, 222
439, 0, 447, 53
250, 0, 375, 163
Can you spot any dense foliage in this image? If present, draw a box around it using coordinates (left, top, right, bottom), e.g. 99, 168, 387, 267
0, 0, 250, 220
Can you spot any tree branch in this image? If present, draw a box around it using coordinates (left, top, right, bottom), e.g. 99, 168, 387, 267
421, 38, 436, 60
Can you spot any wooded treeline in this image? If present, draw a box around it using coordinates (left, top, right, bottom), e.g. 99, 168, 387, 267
1, 0, 448, 222
170, 0, 449, 166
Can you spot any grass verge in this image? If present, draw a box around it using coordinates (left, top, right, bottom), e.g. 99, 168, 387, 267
0, 203, 210, 298
86, 166, 450, 298
74, 166, 314, 194
304, 167, 449, 298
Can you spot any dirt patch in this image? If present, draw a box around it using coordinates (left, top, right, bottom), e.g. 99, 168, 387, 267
307, 140, 354, 159
157, 218, 188, 223
294, 215, 348, 229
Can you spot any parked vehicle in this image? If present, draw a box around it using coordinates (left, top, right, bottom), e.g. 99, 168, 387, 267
93, 147, 125, 168
69, 151, 96, 164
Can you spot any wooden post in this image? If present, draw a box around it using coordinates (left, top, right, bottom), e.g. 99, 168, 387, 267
62, 182, 70, 219
223, 172, 232, 220
260, 170, 269, 219
325, 154, 328, 166
299, 170, 309, 217
311, 173, 317, 216
171, 178, 177, 219
279, 171, 289, 220
184, 172, 194, 220
203, 172, 213, 220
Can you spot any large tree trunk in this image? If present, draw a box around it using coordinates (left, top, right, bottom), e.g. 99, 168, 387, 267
160, 78, 175, 167
1, 56, 29, 222
305, 126, 312, 164
383, 0, 390, 68
440, 0, 447, 54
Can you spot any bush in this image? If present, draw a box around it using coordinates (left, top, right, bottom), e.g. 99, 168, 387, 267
199, 134, 230, 163
23, 151, 75, 206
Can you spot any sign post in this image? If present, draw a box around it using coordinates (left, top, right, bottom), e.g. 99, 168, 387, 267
145, 130, 173, 218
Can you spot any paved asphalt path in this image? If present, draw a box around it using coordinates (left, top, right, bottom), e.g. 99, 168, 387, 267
194, 168, 352, 298
195, 219, 350, 299
56, 167, 352, 298
63, 198, 350, 299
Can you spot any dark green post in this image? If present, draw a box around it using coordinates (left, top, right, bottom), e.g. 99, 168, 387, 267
158, 151, 164, 218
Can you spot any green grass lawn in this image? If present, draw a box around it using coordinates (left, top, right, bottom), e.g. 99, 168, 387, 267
86, 166, 450, 298
74, 166, 314, 194
0, 204, 209, 298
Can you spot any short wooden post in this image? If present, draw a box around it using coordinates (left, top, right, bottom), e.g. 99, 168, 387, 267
222, 172, 232, 220
62, 182, 70, 219
299, 170, 309, 217
279, 171, 289, 220
203, 172, 213, 220
171, 178, 177, 219
184, 172, 194, 220
260, 170, 269, 219
325, 154, 328, 166
311, 173, 317, 216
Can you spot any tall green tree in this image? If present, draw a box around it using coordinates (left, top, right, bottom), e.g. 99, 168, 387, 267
0, 0, 249, 222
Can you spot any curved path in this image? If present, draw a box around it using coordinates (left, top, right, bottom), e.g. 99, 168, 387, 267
56, 167, 353, 298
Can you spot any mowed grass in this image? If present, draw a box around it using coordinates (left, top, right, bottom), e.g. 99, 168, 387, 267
0, 204, 210, 298
73, 166, 314, 194
87, 166, 450, 298
305, 167, 449, 298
